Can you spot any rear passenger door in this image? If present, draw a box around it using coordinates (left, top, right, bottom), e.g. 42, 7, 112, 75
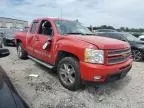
26, 21, 39, 57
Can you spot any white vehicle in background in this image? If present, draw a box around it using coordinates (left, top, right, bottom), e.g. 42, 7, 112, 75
139, 35, 144, 41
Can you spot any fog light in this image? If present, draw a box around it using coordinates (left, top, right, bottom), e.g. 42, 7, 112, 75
94, 76, 102, 80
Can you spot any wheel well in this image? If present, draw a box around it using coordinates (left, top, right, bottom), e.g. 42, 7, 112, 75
55, 51, 79, 66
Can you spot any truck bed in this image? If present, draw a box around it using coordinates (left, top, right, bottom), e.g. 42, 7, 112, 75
15, 32, 27, 50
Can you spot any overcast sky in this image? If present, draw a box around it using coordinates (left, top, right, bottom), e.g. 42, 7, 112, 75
0, 0, 144, 28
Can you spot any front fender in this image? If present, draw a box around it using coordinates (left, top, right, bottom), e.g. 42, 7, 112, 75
54, 38, 94, 62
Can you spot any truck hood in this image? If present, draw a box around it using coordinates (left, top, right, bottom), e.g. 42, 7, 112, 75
71, 35, 130, 50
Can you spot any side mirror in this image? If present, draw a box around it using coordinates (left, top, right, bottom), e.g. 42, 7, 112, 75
42, 40, 51, 50
0, 48, 10, 58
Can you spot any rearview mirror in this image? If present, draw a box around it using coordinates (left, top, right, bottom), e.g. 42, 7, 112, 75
0, 48, 10, 58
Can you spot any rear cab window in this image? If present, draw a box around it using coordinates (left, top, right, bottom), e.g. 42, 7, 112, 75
30, 21, 39, 34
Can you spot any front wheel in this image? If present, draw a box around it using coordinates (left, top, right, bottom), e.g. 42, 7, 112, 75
132, 49, 143, 61
17, 43, 27, 59
57, 57, 82, 91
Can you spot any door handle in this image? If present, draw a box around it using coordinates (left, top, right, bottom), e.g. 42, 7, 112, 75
35, 38, 39, 41
42, 40, 51, 50
35, 37, 39, 41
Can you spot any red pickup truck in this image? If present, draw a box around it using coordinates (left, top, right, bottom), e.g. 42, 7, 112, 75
15, 18, 133, 90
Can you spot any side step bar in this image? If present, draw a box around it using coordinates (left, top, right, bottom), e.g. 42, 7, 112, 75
28, 55, 54, 69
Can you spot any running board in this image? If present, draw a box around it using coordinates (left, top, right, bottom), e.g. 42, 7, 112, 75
28, 55, 54, 69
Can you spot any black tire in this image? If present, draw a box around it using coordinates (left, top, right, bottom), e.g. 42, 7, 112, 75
132, 49, 144, 62
17, 43, 27, 59
57, 57, 82, 91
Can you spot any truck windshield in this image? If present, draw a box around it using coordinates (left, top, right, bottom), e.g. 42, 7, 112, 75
54, 20, 93, 35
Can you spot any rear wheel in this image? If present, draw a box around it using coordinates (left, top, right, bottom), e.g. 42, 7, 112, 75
57, 57, 82, 91
132, 49, 143, 61
17, 43, 27, 59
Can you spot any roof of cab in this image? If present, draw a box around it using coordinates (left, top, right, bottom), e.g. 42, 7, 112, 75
34, 17, 69, 22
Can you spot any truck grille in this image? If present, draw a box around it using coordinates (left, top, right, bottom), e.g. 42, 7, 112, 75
107, 48, 131, 65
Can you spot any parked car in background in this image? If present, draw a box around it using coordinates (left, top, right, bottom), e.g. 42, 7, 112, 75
15, 18, 132, 90
95, 32, 144, 61
3, 28, 22, 46
138, 35, 144, 41
94, 29, 117, 32
131, 32, 142, 38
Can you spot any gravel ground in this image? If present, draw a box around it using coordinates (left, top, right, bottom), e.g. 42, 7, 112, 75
0, 46, 144, 108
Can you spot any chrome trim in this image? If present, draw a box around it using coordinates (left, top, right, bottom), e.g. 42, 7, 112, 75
108, 48, 131, 57
108, 57, 129, 65
28, 55, 54, 69
107, 48, 131, 65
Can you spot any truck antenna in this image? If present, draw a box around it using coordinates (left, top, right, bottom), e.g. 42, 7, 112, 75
60, 7, 62, 19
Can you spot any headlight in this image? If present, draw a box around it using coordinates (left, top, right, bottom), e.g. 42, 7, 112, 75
84, 48, 104, 64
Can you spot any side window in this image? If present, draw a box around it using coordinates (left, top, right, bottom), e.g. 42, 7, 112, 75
38, 20, 53, 36
30, 22, 38, 34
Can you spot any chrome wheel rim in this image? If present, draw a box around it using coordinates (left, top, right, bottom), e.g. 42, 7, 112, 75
132, 50, 142, 61
17, 45, 22, 57
59, 63, 76, 85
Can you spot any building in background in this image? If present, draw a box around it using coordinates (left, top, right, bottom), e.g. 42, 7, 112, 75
0, 17, 28, 29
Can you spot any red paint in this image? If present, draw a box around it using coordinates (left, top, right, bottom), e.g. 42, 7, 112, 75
15, 18, 133, 82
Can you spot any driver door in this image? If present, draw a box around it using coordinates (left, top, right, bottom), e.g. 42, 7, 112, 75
26, 21, 39, 57
33, 20, 55, 64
